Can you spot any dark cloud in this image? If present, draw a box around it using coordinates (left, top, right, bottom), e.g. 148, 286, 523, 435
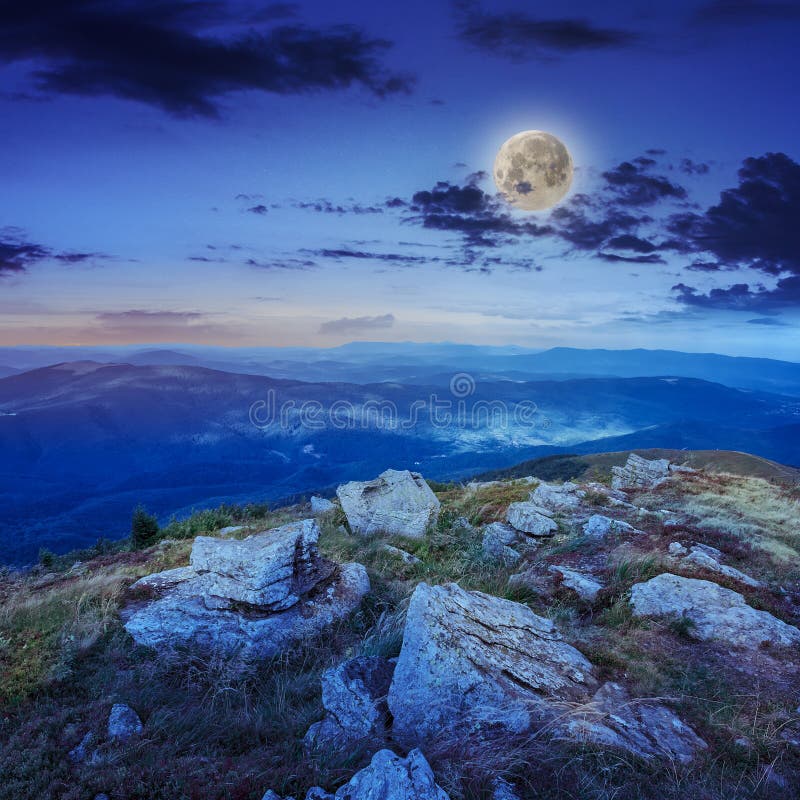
305, 248, 428, 264
245, 256, 316, 270
601, 160, 688, 206
454, 0, 638, 61
0, 229, 101, 275
694, 0, 800, 25
673, 276, 800, 311
0, 0, 413, 117
679, 158, 711, 175
669, 153, 800, 275
597, 252, 665, 264
318, 313, 395, 335
247, 204, 269, 215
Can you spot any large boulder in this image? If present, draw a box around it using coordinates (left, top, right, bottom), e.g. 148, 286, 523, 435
304, 656, 395, 751
558, 682, 706, 764
337, 469, 440, 538
506, 502, 558, 537
123, 520, 369, 660
612, 454, 670, 490
388, 582, 596, 743
629, 573, 800, 649
190, 520, 334, 610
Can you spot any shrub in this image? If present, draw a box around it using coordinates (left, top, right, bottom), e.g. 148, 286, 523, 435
38, 548, 56, 568
131, 506, 160, 549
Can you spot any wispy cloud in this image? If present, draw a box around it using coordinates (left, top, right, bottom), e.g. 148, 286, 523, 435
318, 313, 395, 334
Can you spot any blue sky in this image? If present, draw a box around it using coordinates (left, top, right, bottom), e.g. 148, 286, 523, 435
1, 0, 799, 358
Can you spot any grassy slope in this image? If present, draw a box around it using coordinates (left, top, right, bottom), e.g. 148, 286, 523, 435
476, 448, 800, 485
1, 458, 799, 799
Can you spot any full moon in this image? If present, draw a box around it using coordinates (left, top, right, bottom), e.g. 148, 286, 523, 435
493, 130, 573, 211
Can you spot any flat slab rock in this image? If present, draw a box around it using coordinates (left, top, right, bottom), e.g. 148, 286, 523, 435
506, 502, 558, 537
557, 682, 707, 764
304, 656, 394, 750
630, 573, 800, 649
683, 546, 762, 588
530, 481, 584, 511
123, 520, 369, 660
388, 582, 596, 743
337, 469, 440, 538
549, 565, 604, 602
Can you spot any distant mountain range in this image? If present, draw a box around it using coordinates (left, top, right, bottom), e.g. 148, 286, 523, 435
1, 343, 800, 394
1, 349, 799, 565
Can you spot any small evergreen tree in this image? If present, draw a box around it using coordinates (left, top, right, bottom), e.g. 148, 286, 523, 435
131, 505, 160, 549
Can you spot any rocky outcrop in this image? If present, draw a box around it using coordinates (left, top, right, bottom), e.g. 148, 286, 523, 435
123, 520, 369, 660
506, 502, 557, 537
582, 514, 641, 538
263, 749, 449, 800
335, 748, 449, 800
612, 454, 671, 490
304, 656, 394, 751
683, 545, 762, 588
530, 481, 584, 511
482, 522, 523, 565
557, 682, 706, 764
548, 565, 604, 601
108, 703, 142, 742
337, 469, 440, 538
387, 582, 596, 743
630, 573, 800, 649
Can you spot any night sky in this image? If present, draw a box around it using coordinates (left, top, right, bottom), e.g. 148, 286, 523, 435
1, 0, 799, 358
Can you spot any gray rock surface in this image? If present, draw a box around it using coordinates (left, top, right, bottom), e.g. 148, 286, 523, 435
304, 656, 394, 750
506, 502, 557, 536
123, 520, 369, 659
548, 565, 604, 601
482, 523, 522, 565
612, 454, 671, 490
337, 469, 440, 538
668, 542, 688, 557
388, 582, 596, 743
335, 748, 449, 800
582, 515, 640, 538
629, 573, 800, 649
558, 682, 706, 763
311, 496, 335, 514
530, 481, 584, 511
189, 520, 331, 610
107, 704, 142, 742
684, 546, 762, 588
219, 525, 245, 536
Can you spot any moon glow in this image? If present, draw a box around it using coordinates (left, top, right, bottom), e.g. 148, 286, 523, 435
493, 130, 573, 211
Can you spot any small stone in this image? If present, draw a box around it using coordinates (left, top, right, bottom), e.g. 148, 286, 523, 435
380, 544, 421, 565
582, 515, 640, 538
68, 731, 96, 764
310, 496, 335, 514
491, 777, 520, 800
548, 565, 604, 602
668, 542, 688, 557
219, 525, 244, 536
611, 454, 671, 490
108, 703, 142, 742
